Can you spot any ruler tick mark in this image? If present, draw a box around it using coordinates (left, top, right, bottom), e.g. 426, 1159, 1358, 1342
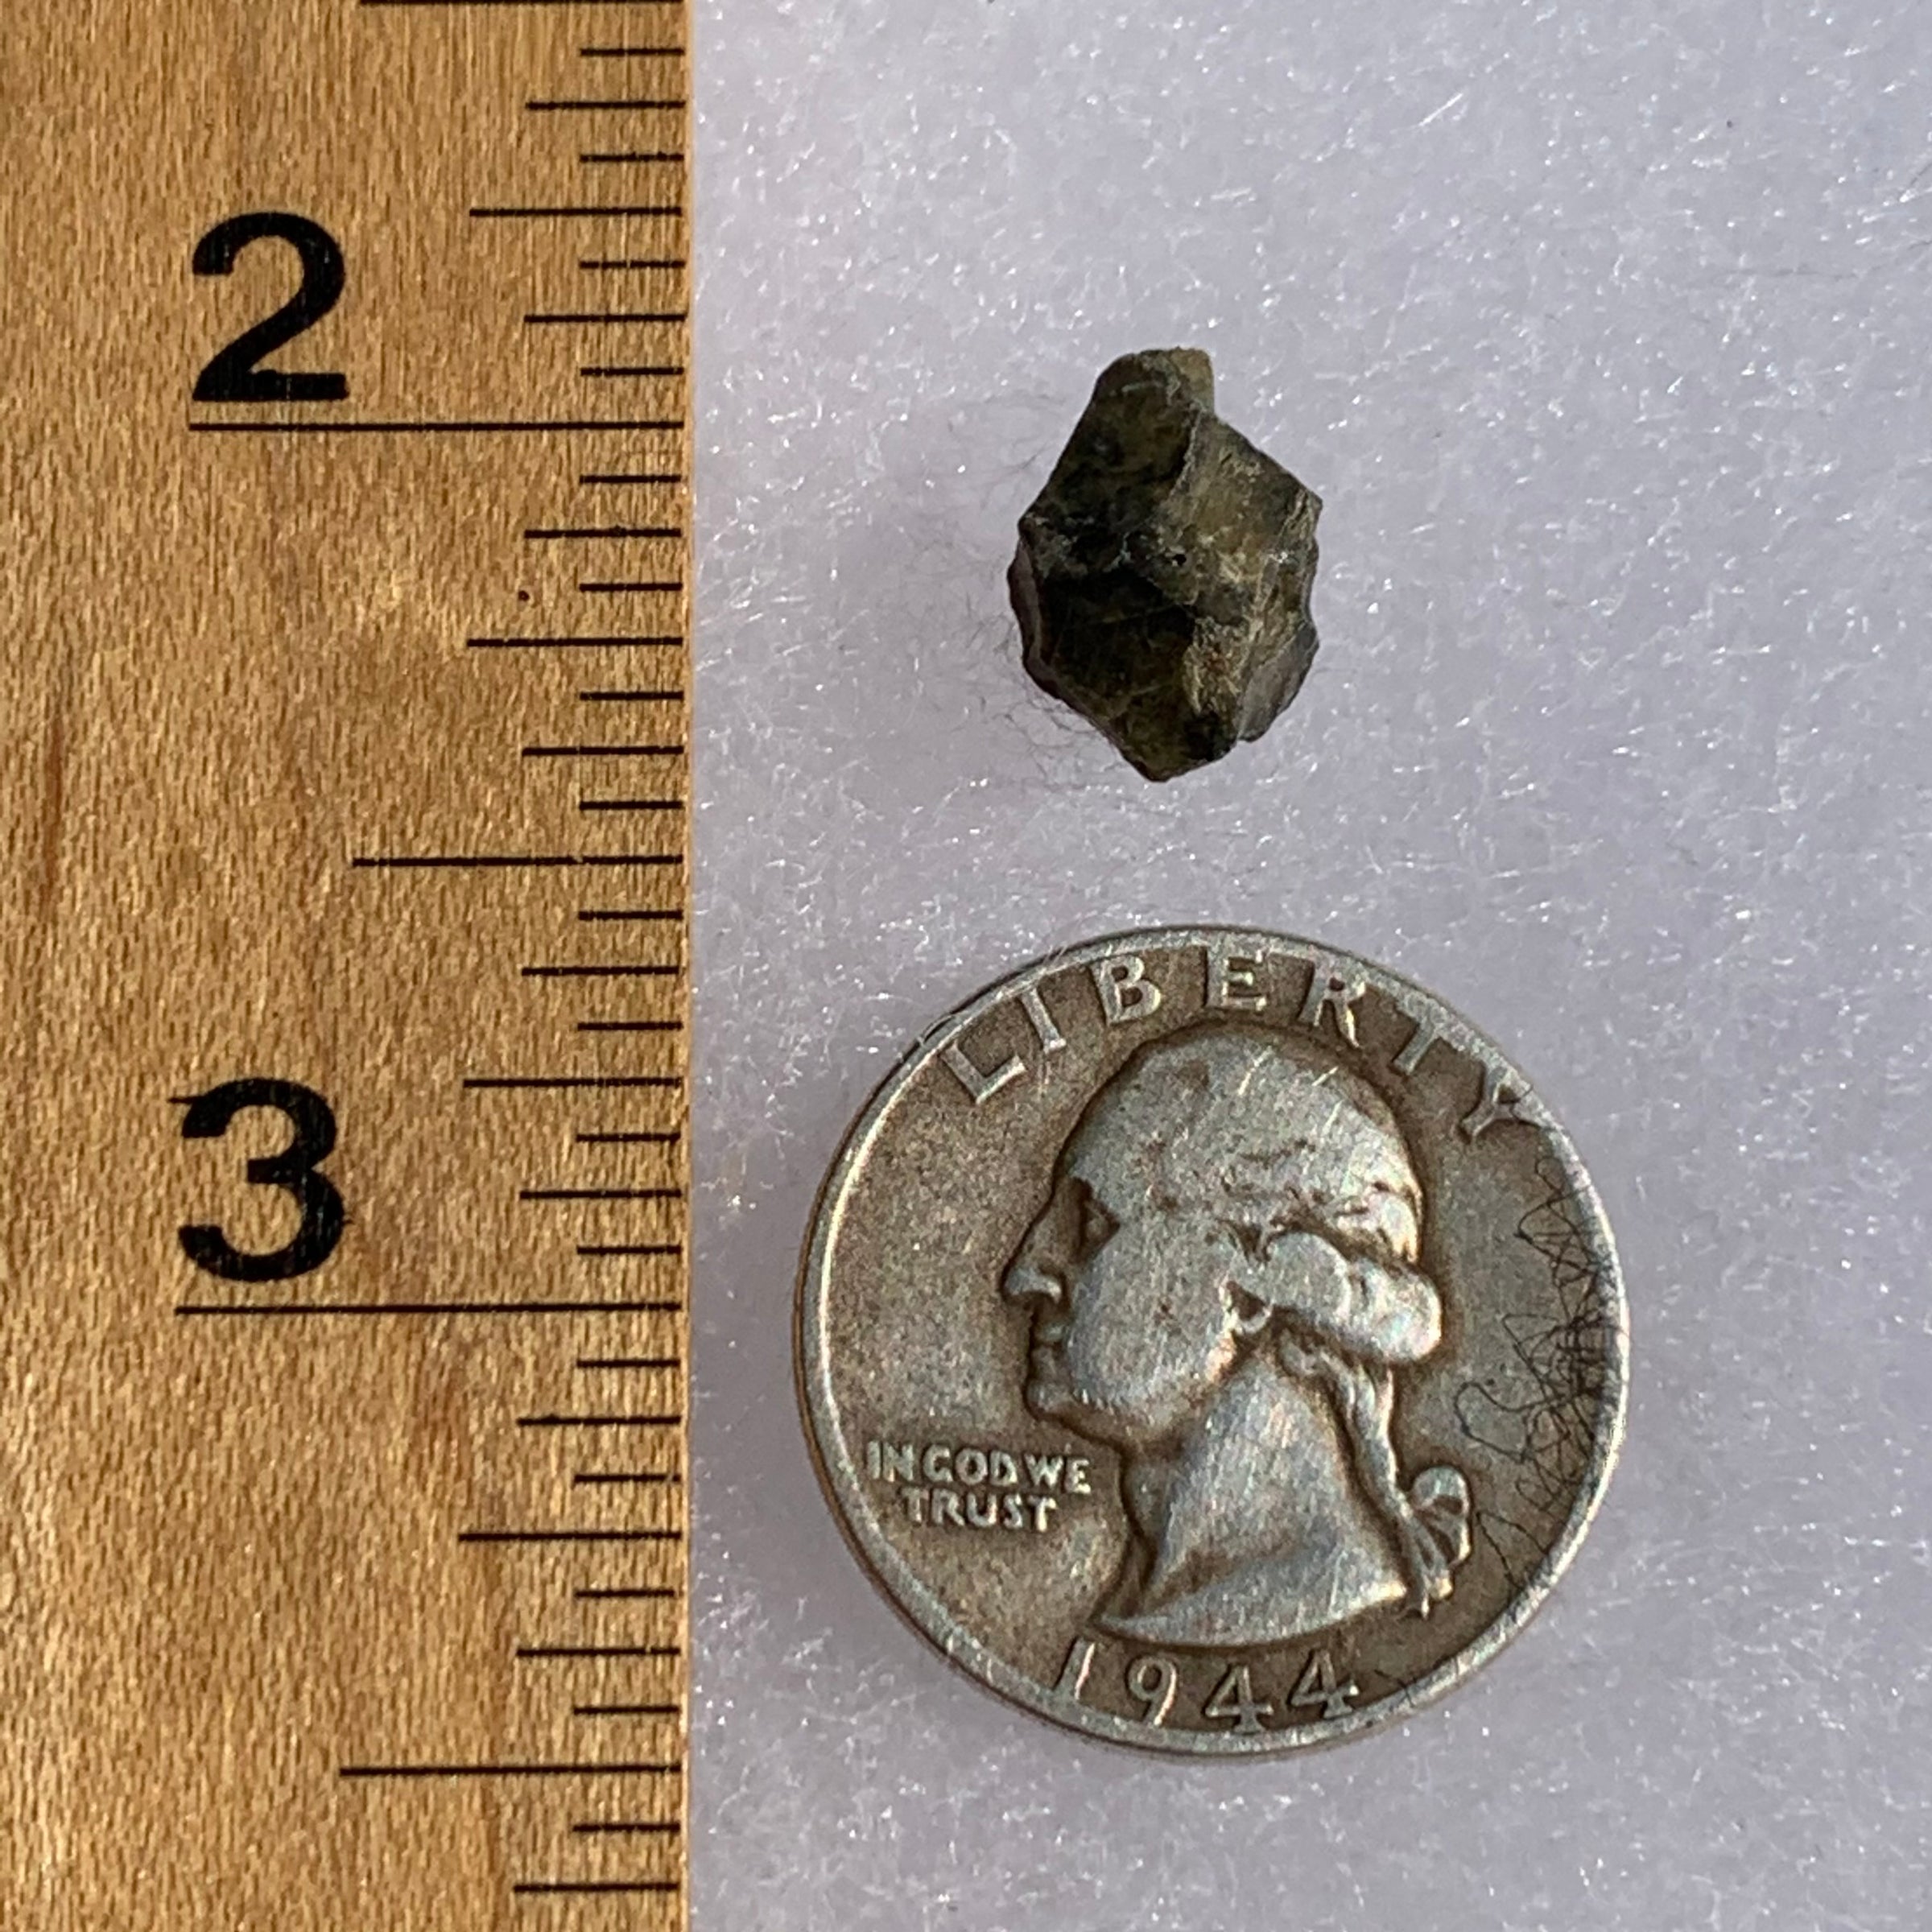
470, 635, 681, 649
341, 1762, 678, 1780
518, 1645, 683, 1660
526, 98, 687, 113
522, 745, 684, 759
526, 528, 680, 544
520, 1187, 683, 1199
190, 418, 683, 435
518, 1414, 682, 1429
514, 1881, 682, 1897
364, 1, 681, 8
521, 963, 681, 977
356, 852, 675, 869
460, 1528, 683, 1544
523, 526, 681, 539
526, 312, 687, 326
175, 1299, 675, 1317
472, 204, 682, 221
469, 1075, 680, 1090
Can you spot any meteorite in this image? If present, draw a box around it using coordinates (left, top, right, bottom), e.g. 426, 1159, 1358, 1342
1008, 348, 1322, 782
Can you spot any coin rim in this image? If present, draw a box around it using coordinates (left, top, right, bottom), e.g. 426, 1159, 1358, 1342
795, 925, 1629, 1757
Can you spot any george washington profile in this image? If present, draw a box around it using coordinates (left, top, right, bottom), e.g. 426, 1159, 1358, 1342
1001, 1021, 1471, 1649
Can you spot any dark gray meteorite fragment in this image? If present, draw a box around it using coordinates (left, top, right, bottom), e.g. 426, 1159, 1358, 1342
1008, 348, 1321, 782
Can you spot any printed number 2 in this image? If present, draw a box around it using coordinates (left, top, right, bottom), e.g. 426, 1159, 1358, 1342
178, 1078, 346, 1282
192, 213, 348, 402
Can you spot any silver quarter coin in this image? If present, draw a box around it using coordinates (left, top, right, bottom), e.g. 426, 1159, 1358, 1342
797, 927, 1627, 1756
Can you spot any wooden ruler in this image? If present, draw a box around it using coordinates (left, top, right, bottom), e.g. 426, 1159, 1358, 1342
1, 3, 692, 1925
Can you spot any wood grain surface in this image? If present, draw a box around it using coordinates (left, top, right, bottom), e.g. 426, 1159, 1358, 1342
0, 4, 692, 1925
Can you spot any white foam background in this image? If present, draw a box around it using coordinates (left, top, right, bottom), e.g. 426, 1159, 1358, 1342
689, 4, 1932, 1926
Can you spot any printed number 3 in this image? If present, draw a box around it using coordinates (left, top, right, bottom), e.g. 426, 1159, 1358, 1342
178, 1078, 346, 1282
